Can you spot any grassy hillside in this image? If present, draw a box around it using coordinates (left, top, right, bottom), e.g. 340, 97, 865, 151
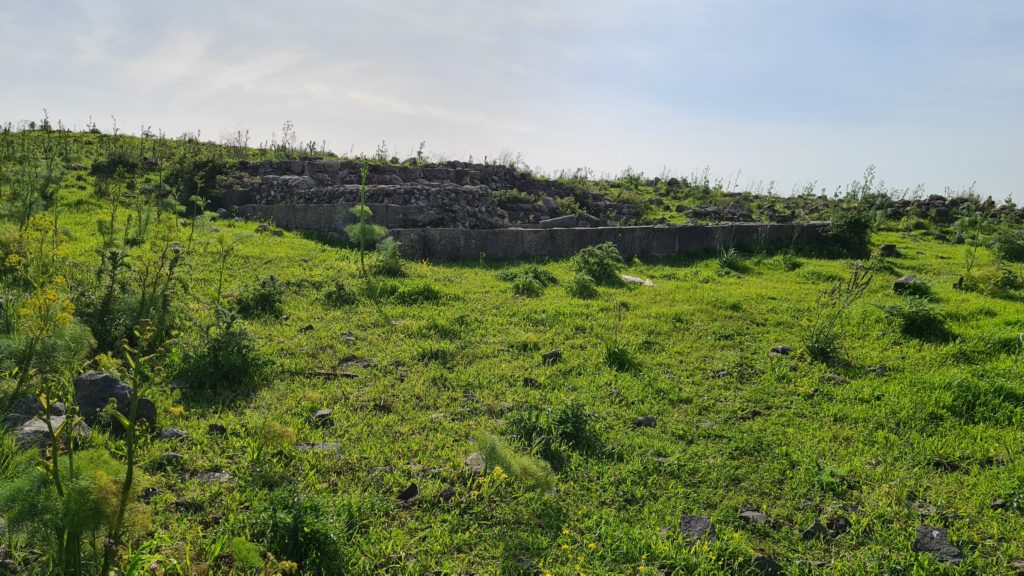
0, 127, 1023, 575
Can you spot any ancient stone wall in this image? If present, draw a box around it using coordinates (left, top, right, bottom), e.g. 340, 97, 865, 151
235, 203, 827, 261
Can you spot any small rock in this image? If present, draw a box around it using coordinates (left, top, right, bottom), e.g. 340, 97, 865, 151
751, 555, 784, 575
826, 514, 851, 535
1011, 559, 1024, 575
633, 415, 657, 428
823, 374, 848, 384
769, 345, 792, 357
541, 350, 562, 365
463, 452, 486, 475
802, 521, 828, 540
893, 274, 918, 294
522, 377, 541, 388
911, 525, 962, 565
712, 370, 731, 378
157, 427, 189, 440
679, 515, 716, 543
397, 483, 419, 502
207, 423, 227, 435
991, 499, 1006, 510
156, 452, 184, 470
867, 365, 889, 376
621, 274, 654, 286
311, 409, 333, 426
15, 416, 91, 450
739, 510, 769, 525
196, 471, 231, 484
295, 442, 342, 452
139, 487, 160, 502
878, 244, 898, 257
436, 486, 456, 502
299, 324, 315, 333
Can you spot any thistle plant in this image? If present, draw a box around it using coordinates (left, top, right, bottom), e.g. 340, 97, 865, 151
345, 164, 387, 277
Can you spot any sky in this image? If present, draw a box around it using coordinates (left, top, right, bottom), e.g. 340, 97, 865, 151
2, 0, 1022, 200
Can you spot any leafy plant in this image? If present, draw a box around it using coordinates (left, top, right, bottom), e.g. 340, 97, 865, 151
565, 272, 598, 299
570, 242, 624, 286
323, 280, 358, 307
879, 297, 953, 342
236, 275, 286, 319
369, 237, 405, 277
177, 307, 271, 389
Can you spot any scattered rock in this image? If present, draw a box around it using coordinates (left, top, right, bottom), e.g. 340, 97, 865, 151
311, 409, 333, 426
991, 499, 1006, 510
1012, 559, 1024, 575
912, 499, 938, 517
878, 244, 899, 257
196, 471, 232, 484
436, 486, 456, 503
679, 515, 716, 543
295, 442, 342, 452
712, 370, 731, 378
633, 415, 657, 428
157, 427, 189, 440
911, 525, 962, 565
463, 452, 486, 475
893, 275, 918, 294
751, 555, 784, 575
739, 510, 769, 525
207, 423, 227, 435
867, 365, 889, 376
826, 514, 851, 536
823, 374, 848, 384
541, 350, 562, 365
140, 487, 160, 502
74, 372, 157, 430
299, 324, 315, 333
397, 483, 419, 503
802, 521, 828, 540
15, 416, 90, 449
522, 377, 541, 388
769, 345, 792, 357
621, 274, 654, 286
156, 452, 185, 470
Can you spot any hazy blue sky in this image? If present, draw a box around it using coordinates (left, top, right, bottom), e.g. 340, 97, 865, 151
2, 1, 1022, 199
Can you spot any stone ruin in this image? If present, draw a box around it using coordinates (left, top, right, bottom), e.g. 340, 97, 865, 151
224, 159, 646, 229
223, 158, 830, 260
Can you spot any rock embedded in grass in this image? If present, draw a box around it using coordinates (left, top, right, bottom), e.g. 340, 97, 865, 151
542, 349, 562, 365
911, 525, 962, 564
74, 372, 158, 430
802, 521, 828, 540
893, 274, 918, 294
751, 555, 784, 575
463, 452, 486, 475
397, 483, 419, 503
739, 510, 769, 525
157, 427, 189, 440
207, 423, 227, 435
679, 515, 716, 543
311, 409, 333, 426
196, 471, 232, 484
878, 243, 899, 257
633, 415, 657, 428
769, 345, 792, 357
15, 417, 90, 450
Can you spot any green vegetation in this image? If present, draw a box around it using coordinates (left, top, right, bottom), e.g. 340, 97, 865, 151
0, 124, 1022, 574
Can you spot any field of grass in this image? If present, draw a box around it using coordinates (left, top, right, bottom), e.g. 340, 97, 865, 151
1, 129, 1023, 575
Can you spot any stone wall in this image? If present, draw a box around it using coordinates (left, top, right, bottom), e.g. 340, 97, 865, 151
235, 203, 827, 261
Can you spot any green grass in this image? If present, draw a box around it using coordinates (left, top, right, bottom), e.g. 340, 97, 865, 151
1, 130, 1023, 574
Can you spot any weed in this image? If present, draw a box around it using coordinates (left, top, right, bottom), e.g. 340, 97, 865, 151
879, 297, 953, 342
477, 432, 556, 492
499, 264, 557, 298
323, 280, 359, 307
803, 261, 873, 361
506, 401, 603, 469
235, 275, 286, 319
565, 272, 598, 299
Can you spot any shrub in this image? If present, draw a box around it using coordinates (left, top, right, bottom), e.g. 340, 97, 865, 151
506, 402, 603, 470
236, 275, 286, 319
818, 209, 871, 258
879, 297, 952, 342
565, 272, 598, 299
178, 309, 271, 389
477, 432, 556, 492
570, 242, 624, 286
900, 278, 933, 298
324, 280, 359, 307
498, 264, 557, 295
369, 237, 405, 277
493, 189, 537, 208
247, 487, 374, 574
993, 227, 1024, 263
393, 282, 443, 305
777, 251, 803, 271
